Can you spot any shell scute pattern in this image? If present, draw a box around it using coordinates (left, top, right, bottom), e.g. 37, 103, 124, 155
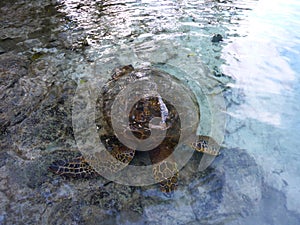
49, 65, 221, 194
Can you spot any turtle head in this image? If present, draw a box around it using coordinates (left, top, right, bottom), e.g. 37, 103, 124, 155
111, 65, 134, 80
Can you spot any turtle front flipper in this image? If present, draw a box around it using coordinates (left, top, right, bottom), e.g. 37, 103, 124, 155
191, 135, 220, 156
49, 156, 99, 179
49, 138, 135, 179
191, 135, 221, 171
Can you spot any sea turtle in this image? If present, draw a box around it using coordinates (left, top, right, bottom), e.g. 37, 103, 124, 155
49, 65, 220, 194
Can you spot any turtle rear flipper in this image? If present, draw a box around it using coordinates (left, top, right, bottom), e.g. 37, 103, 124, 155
152, 159, 179, 195
157, 172, 179, 196
49, 157, 99, 179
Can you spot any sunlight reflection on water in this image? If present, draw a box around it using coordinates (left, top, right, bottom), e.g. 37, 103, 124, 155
57, 0, 300, 222
222, 0, 300, 213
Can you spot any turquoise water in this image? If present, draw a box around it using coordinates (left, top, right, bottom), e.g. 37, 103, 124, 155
56, 0, 300, 222
1, 0, 300, 224
223, 0, 300, 214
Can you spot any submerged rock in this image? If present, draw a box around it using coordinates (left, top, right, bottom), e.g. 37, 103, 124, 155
211, 34, 223, 43
0, 50, 78, 159
0, 53, 33, 153
138, 148, 263, 224
212, 34, 223, 43
0, 46, 5, 54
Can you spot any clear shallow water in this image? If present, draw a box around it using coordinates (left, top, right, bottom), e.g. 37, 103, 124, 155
222, 0, 300, 214
58, 0, 300, 222
1, 0, 300, 224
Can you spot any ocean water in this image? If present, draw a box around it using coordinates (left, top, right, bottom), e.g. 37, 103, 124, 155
48, 0, 300, 222
1, 0, 300, 224
222, 0, 300, 214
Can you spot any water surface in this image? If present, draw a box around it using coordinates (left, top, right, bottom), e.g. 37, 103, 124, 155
1, 0, 300, 224
222, 0, 300, 215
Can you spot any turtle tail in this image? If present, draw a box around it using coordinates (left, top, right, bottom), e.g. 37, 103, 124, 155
49, 157, 99, 179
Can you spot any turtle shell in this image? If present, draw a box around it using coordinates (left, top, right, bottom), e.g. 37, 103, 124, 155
51, 65, 204, 194
94, 65, 200, 193
95, 65, 199, 154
